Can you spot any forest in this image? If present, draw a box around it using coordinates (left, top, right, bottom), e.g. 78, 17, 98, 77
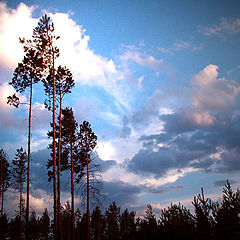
1, 14, 240, 240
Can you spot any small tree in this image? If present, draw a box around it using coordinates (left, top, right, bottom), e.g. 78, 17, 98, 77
159, 203, 195, 240
120, 209, 136, 240
192, 188, 213, 239
105, 201, 120, 240
213, 181, 240, 240
39, 208, 50, 240
12, 147, 27, 240
91, 206, 105, 240
77, 120, 98, 240
0, 149, 11, 216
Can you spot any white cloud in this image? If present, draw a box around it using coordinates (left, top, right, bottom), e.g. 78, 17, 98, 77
0, 3, 132, 110
52, 12, 117, 84
96, 141, 116, 160
192, 64, 240, 111
100, 112, 121, 127
120, 50, 164, 70
0, 2, 37, 69
200, 17, 240, 37
0, 82, 15, 112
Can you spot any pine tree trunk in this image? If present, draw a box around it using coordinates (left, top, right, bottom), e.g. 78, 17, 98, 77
0, 177, 2, 216
20, 172, 23, 240
57, 94, 62, 240
87, 151, 90, 240
52, 53, 58, 240
70, 142, 75, 240
26, 76, 32, 239
1, 187, 4, 216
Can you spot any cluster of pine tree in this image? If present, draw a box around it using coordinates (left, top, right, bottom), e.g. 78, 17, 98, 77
0, 181, 240, 240
4, 14, 99, 240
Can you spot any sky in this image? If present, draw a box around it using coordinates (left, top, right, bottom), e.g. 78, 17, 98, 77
0, 0, 240, 218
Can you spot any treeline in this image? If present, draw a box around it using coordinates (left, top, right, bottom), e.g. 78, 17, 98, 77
0, 181, 240, 240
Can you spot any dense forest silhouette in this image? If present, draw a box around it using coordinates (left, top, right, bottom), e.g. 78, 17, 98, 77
1, 14, 240, 240
0, 180, 240, 239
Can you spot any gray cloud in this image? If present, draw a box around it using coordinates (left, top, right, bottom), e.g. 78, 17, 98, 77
213, 179, 238, 187
102, 180, 141, 206
128, 111, 240, 178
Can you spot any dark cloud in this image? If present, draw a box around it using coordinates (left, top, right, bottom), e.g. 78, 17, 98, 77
30, 149, 118, 195
94, 154, 117, 171
31, 148, 52, 194
143, 185, 184, 194
120, 126, 131, 138
102, 180, 141, 206
128, 112, 240, 178
213, 179, 238, 187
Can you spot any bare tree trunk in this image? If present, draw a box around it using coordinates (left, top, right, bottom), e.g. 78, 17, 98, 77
20, 173, 23, 240
87, 152, 90, 240
0, 178, 2, 216
70, 142, 75, 240
52, 53, 58, 240
1, 187, 4, 216
57, 93, 62, 240
26, 76, 32, 239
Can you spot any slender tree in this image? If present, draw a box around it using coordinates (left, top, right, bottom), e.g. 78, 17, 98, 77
44, 65, 74, 238
91, 206, 104, 240
7, 46, 43, 236
32, 14, 60, 238
12, 147, 27, 240
0, 149, 10, 216
61, 107, 78, 239
77, 120, 97, 240
105, 201, 121, 240
39, 208, 50, 240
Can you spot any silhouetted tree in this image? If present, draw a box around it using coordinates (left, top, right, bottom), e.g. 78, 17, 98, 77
0, 149, 10, 216
120, 209, 136, 240
91, 206, 105, 240
159, 203, 195, 240
0, 213, 8, 240
61, 202, 72, 240
192, 188, 213, 240
212, 181, 240, 240
39, 208, 51, 240
8, 215, 22, 240
28, 210, 40, 239
137, 204, 157, 240
12, 147, 27, 240
105, 201, 121, 240
75, 208, 82, 239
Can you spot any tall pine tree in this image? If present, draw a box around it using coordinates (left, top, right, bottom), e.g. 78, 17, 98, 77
32, 14, 60, 238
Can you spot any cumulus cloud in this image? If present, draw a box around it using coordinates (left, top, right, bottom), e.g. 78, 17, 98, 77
0, 3, 134, 111
0, 2, 36, 70
200, 17, 240, 38
192, 64, 240, 112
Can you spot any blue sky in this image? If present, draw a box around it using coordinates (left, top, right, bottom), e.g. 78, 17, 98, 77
1, 0, 240, 217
